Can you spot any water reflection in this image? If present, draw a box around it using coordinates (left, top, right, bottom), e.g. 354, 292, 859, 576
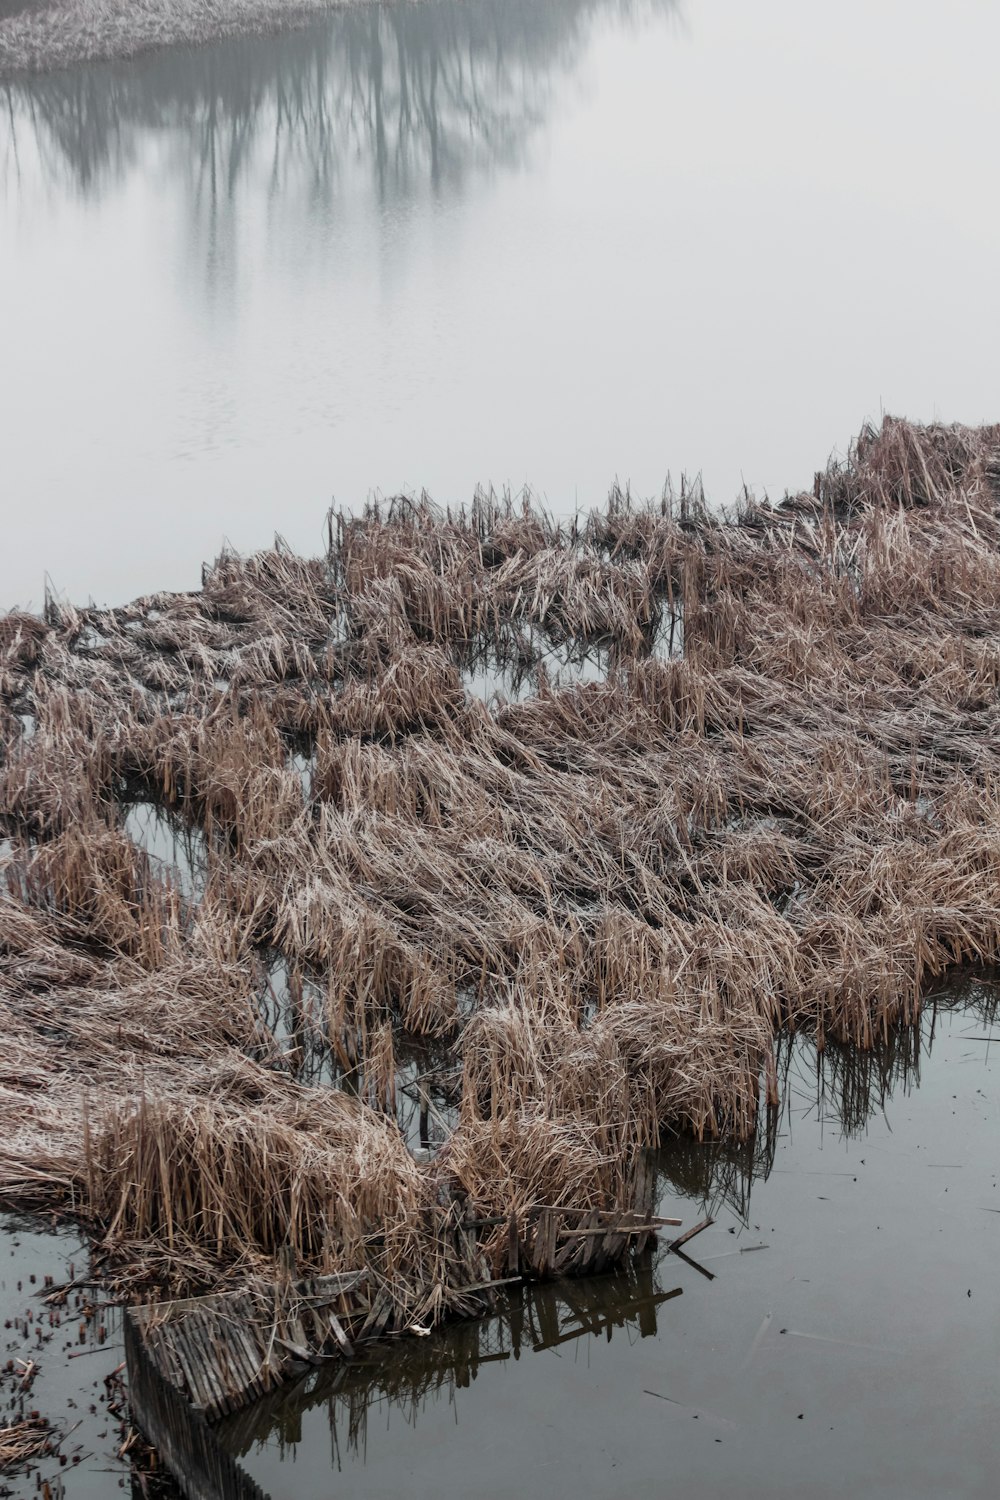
215, 978, 1000, 1489
123, 798, 209, 901
217, 1256, 679, 1467
656, 974, 1000, 1222
656, 1120, 778, 1225
3, 0, 672, 209
458, 621, 617, 706
254, 954, 462, 1147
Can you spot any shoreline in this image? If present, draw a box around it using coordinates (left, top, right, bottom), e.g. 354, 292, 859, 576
0, 0, 384, 79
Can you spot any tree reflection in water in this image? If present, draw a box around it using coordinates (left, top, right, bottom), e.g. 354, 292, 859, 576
3, 0, 675, 205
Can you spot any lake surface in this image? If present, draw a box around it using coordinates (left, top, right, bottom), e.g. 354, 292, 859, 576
218, 985, 1000, 1500
3, 0, 1000, 609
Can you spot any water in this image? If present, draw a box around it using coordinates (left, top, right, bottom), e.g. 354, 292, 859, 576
459, 624, 614, 705
0, 1214, 132, 1498
4, 0, 1000, 609
255, 953, 461, 1144
123, 798, 209, 899
217, 984, 1000, 1499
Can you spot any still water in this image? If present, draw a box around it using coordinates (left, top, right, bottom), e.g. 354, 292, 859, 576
0, 1214, 131, 1497
3, 0, 1000, 608
219, 986, 1000, 1500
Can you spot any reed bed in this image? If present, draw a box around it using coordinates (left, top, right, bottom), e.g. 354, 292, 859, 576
2, 416, 1000, 1326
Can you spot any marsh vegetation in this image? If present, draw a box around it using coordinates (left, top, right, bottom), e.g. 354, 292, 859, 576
1, 418, 999, 1360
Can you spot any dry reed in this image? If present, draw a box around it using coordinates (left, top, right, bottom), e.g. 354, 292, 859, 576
0, 1417, 52, 1468
2, 415, 1000, 1327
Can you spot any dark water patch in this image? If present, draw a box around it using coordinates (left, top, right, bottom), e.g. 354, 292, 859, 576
650, 596, 684, 660
458, 626, 613, 707
656, 1117, 778, 1225
215, 1256, 674, 1470
537, 633, 614, 691
285, 746, 315, 800
257, 955, 461, 1151
395, 1036, 462, 1157
257, 954, 333, 1083
460, 646, 536, 708
122, 800, 208, 900
221, 979, 1000, 1500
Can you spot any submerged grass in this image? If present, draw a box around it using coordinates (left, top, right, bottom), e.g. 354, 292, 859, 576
2, 416, 1000, 1328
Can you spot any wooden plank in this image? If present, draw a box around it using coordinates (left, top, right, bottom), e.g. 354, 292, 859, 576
166, 1326, 214, 1413
274, 1334, 320, 1364
449, 1275, 522, 1299
146, 1328, 185, 1389
563, 1208, 599, 1274
631, 1154, 650, 1219
668, 1218, 714, 1252
157, 1317, 221, 1417
553, 1228, 585, 1275
534, 1209, 551, 1275
185, 1314, 230, 1419
547, 1212, 560, 1273
201, 1310, 241, 1405
327, 1312, 354, 1358
358, 1288, 392, 1341
194, 1311, 236, 1419
306, 1270, 368, 1300
372, 1290, 395, 1336
560, 1224, 657, 1238
158, 1328, 201, 1407
209, 1310, 257, 1404
599, 1226, 622, 1270
302, 1304, 329, 1357
228, 1305, 266, 1390
224, 1316, 268, 1403
286, 1308, 310, 1353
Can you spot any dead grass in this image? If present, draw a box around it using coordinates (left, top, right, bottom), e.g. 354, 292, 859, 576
2, 415, 1000, 1320
0, 1416, 52, 1468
